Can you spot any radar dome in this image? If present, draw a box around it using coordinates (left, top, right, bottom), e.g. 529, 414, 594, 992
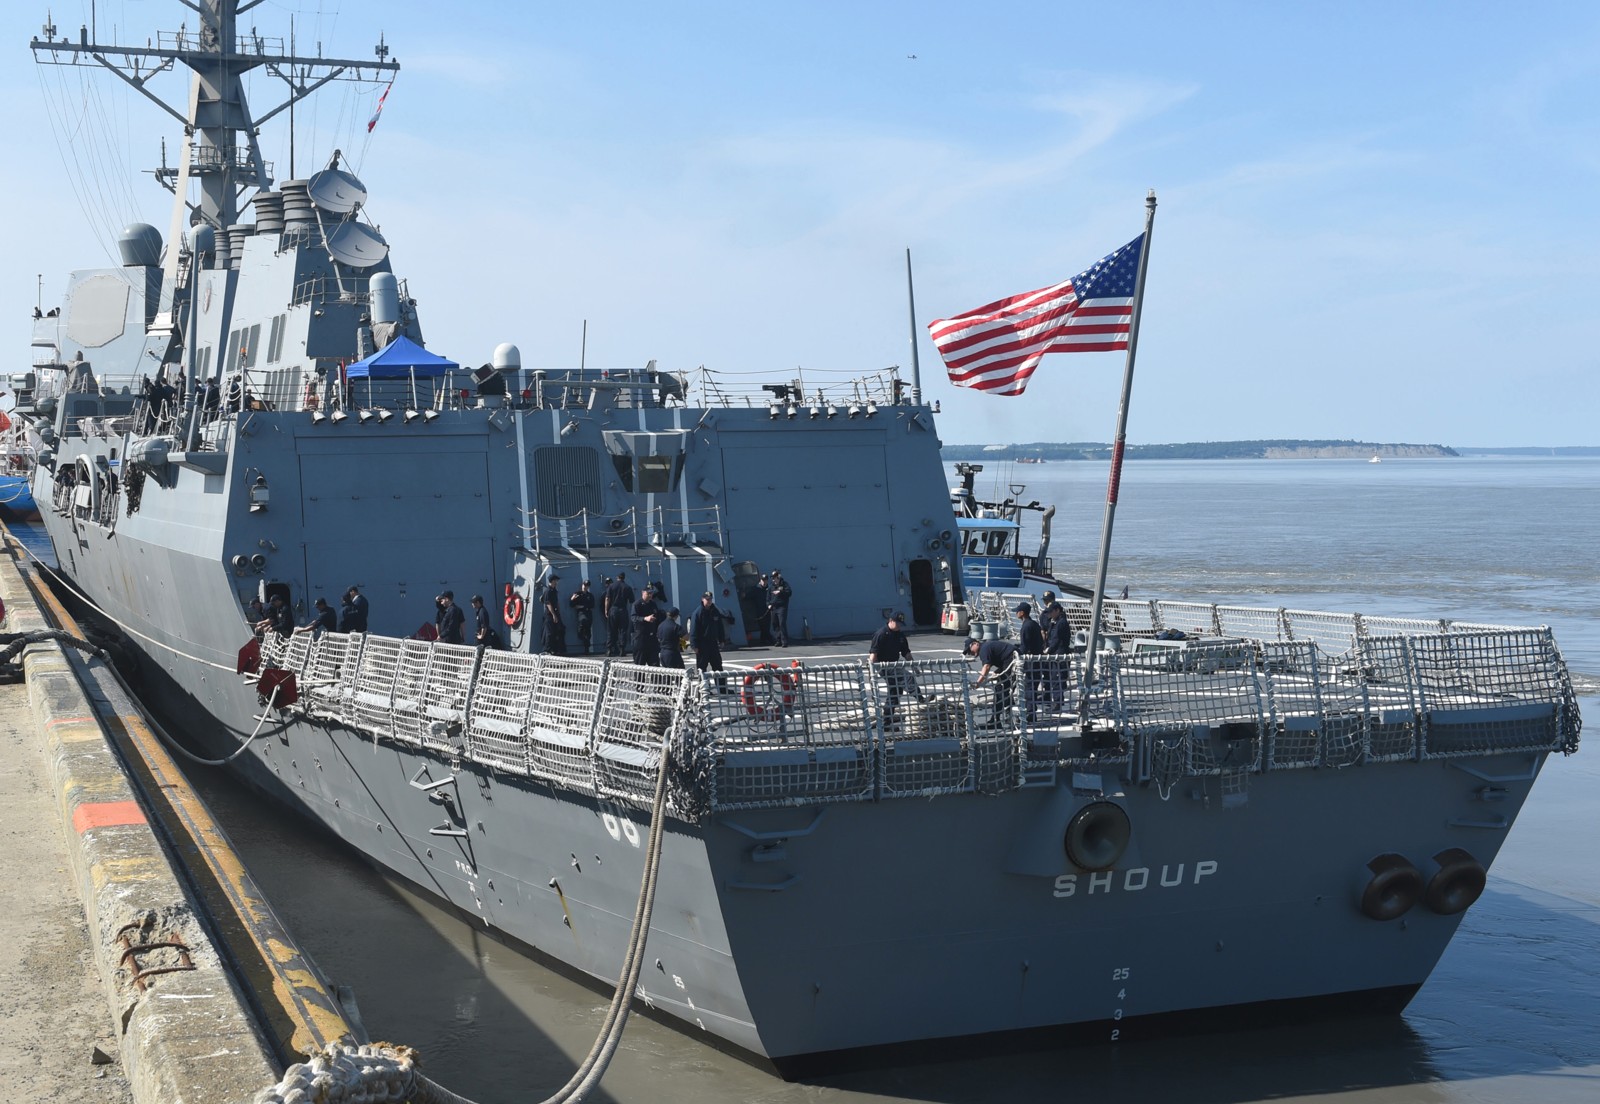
493, 343, 522, 372
118, 223, 163, 267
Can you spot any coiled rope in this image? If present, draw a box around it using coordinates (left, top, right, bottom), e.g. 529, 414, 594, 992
254, 728, 675, 1104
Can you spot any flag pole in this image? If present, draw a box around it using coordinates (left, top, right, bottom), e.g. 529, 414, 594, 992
905, 248, 923, 405
1078, 189, 1158, 726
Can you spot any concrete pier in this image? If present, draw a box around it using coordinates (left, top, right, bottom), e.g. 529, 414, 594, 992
0, 525, 327, 1103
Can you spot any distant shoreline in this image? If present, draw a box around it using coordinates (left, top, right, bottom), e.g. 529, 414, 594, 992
940, 441, 1600, 461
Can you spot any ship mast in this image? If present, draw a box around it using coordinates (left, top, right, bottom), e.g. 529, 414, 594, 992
31, 0, 398, 328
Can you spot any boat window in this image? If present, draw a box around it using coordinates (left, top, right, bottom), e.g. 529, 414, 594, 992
241, 323, 262, 368
224, 329, 242, 374
637, 454, 680, 494
987, 531, 1009, 555
267, 315, 285, 363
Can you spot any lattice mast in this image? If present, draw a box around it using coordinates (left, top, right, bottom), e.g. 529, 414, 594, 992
30, 0, 399, 325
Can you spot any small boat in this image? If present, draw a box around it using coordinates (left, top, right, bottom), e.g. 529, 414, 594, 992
0, 409, 40, 520
949, 461, 1088, 598
1369, 455, 1382, 463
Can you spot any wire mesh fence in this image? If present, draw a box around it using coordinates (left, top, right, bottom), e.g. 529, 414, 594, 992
239, 599, 1578, 820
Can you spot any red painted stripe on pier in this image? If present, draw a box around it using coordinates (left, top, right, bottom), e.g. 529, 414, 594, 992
72, 800, 147, 833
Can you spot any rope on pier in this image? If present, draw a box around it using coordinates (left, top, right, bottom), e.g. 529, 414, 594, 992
0, 628, 105, 680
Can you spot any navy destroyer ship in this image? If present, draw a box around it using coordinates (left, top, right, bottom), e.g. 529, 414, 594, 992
20, 1, 1582, 1077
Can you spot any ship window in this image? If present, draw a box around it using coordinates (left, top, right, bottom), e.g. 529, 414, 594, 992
637, 454, 680, 494
241, 324, 262, 368
225, 329, 242, 374
610, 453, 634, 492
267, 315, 285, 363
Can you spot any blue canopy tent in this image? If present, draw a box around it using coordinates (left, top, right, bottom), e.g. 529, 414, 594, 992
345, 335, 458, 379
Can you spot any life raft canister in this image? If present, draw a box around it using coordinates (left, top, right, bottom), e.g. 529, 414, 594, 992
1358, 853, 1423, 921
503, 582, 525, 628
741, 661, 800, 721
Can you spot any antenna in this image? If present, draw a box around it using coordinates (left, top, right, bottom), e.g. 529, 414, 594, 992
307, 167, 368, 214
325, 222, 389, 268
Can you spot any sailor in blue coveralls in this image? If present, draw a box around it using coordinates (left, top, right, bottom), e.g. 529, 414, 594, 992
631, 585, 662, 665
657, 608, 687, 668
569, 579, 596, 654
1015, 602, 1046, 720
1045, 603, 1072, 708
967, 635, 1018, 726
435, 591, 465, 645
603, 572, 634, 657
541, 574, 566, 655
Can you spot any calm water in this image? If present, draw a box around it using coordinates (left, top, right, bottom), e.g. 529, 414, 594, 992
13, 457, 1600, 1102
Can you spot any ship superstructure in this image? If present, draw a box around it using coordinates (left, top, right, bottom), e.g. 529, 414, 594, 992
20, 0, 1582, 1078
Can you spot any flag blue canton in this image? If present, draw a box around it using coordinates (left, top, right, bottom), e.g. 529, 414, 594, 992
1071, 236, 1142, 301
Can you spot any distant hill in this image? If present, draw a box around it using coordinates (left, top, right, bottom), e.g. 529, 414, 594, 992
941, 439, 1459, 461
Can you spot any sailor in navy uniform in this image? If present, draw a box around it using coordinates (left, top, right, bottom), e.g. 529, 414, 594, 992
764, 569, 793, 647
603, 572, 634, 657
435, 591, 465, 645
657, 608, 687, 669
541, 574, 566, 655
569, 579, 596, 654
631, 585, 661, 665
1045, 604, 1072, 708
340, 584, 368, 633
691, 591, 735, 688
967, 635, 1018, 726
868, 611, 915, 727
1015, 602, 1045, 720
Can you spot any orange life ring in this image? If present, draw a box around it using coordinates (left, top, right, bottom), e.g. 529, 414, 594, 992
503, 584, 525, 628
740, 661, 800, 721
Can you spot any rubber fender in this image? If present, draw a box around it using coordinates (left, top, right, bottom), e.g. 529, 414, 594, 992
1359, 852, 1423, 921
1063, 801, 1132, 872
1423, 848, 1487, 915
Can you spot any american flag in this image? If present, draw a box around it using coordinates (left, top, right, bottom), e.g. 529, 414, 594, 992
929, 234, 1144, 396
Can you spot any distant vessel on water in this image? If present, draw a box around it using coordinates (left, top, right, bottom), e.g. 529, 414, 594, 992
1370, 455, 1383, 463
16, 0, 1583, 1078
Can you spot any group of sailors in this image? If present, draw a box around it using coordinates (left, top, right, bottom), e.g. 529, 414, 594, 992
252, 584, 368, 640
965, 593, 1076, 723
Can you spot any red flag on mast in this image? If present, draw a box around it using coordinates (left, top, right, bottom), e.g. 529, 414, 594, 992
367, 80, 394, 133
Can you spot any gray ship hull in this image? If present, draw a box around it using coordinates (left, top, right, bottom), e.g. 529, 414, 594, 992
46, 542, 1547, 1070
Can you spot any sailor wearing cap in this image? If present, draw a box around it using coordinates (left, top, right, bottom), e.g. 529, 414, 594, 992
540, 573, 566, 655
657, 607, 687, 668
763, 569, 793, 647
966, 633, 1019, 726
603, 571, 635, 657
868, 611, 916, 727
340, 583, 368, 633
691, 591, 736, 689
569, 579, 596, 654
1015, 601, 1045, 721
631, 583, 662, 666
436, 591, 465, 645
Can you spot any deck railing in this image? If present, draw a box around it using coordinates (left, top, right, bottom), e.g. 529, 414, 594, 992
251, 603, 1581, 821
